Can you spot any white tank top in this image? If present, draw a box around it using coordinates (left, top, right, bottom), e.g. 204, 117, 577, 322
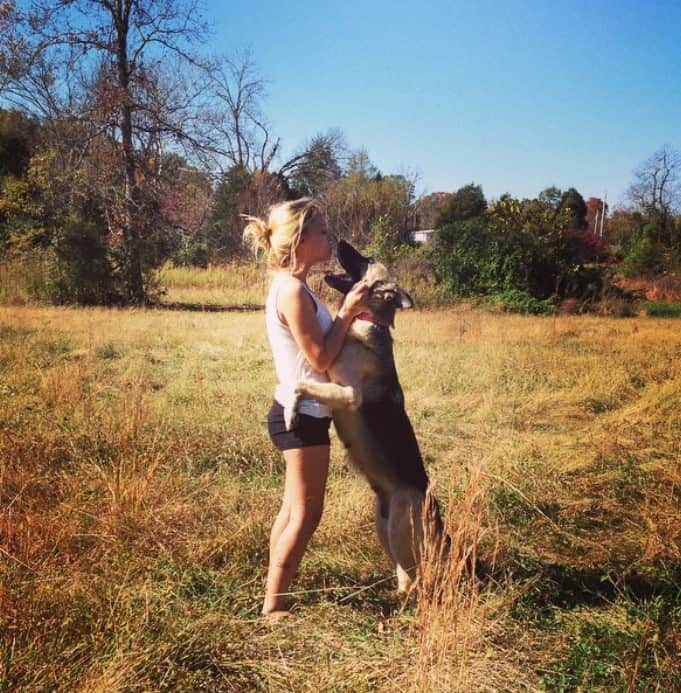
265, 273, 333, 418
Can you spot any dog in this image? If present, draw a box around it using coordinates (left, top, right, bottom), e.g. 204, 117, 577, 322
290, 240, 442, 594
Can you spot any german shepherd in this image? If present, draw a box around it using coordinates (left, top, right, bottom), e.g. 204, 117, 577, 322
290, 241, 441, 593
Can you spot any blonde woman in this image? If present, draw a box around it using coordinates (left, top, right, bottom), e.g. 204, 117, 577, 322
243, 198, 368, 619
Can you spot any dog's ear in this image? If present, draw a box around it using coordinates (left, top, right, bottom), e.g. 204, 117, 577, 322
324, 271, 354, 295
337, 240, 374, 281
397, 287, 414, 309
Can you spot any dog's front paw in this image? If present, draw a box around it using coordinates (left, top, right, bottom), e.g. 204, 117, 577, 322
283, 404, 299, 431
347, 387, 362, 410
284, 387, 305, 431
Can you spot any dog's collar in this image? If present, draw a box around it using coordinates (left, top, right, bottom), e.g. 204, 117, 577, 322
355, 311, 391, 328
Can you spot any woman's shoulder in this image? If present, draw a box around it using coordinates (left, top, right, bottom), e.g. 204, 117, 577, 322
274, 274, 307, 298
275, 275, 321, 321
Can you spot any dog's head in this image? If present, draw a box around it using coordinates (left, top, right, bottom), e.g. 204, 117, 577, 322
324, 240, 414, 327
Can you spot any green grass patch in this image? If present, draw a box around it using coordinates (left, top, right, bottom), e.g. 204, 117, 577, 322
485, 289, 557, 315
539, 591, 681, 691
643, 301, 681, 317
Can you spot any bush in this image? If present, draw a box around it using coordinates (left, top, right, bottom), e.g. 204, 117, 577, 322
365, 217, 412, 265
623, 225, 664, 276
643, 301, 681, 318
431, 219, 560, 299
430, 213, 617, 305
172, 240, 210, 268
486, 289, 556, 315
50, 216, 121, 305
431, 220, 514, 296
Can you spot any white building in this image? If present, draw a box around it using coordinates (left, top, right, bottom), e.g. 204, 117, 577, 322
410, 229, 435, 244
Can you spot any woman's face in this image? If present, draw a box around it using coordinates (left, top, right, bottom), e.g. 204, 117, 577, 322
299, 212, 333, 264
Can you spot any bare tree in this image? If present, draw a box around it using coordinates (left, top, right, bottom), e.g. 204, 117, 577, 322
323, 149, 418, 248
4, 0, 230, 303
208, 50, 279, 173
0, 1, 21, 94
626, 145, 681, 247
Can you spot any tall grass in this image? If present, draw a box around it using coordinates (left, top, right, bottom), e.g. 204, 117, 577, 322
156, 261, 266, 307
157, 258, 449, 309
1, 302, 680, 690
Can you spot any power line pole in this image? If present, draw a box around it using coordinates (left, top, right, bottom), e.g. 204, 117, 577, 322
599, 192, 607, 237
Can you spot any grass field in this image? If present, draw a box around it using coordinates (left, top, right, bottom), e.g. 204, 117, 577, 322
1, 266, 680, 690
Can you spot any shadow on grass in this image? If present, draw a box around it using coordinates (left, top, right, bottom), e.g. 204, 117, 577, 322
294, 558, 681, 617
296, 567, 403, 616
501, 558, 681, 618
152, 301, 264, 312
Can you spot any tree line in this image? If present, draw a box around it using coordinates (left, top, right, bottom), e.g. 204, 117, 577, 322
1, 1, 680, 307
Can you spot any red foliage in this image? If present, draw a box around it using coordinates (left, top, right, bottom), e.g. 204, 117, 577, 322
563, 228, 618, 264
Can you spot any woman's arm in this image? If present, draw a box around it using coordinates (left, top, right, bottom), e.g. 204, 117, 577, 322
277, 278, 368, 372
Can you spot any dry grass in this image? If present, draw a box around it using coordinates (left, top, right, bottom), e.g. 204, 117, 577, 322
155, 262, 270, 308
1, 294, 680, 690
616, 271, 681, 302
156, 258, 447, 309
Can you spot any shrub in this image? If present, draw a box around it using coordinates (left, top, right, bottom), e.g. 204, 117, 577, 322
486, 289, 556, 315
51, 215, 121, 305
431, 219, 560, 299
623, 225, 664, 276
430, 212, 617, 304
643, 301, 681, 318
365, 216, 413, 265
430, 219, 512, 296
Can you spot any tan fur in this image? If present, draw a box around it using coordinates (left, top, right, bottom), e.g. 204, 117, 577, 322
292, 252, 438, 594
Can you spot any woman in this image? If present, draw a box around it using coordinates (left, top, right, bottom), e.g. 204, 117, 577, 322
243, 198, 368, 619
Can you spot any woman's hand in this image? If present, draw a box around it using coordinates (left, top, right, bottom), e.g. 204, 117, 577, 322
338, 280, 369, 320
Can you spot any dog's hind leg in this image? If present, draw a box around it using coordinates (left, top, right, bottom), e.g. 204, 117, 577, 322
387, 488, 425, 594
374, 490, 394, 563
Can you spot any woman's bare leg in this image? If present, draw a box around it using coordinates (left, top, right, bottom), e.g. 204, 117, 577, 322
262, 444, 330, 615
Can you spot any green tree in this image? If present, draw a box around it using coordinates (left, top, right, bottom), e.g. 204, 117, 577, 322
432, 192, 614, 303
558, 187, 588, 229
537, 186, 563, 210
0, 108, 37, 178
206, 164, 286, 263
0, 143, 121, 302
436, 183, 487, 226
624, 223, 664, 276
281, 129, 346, 197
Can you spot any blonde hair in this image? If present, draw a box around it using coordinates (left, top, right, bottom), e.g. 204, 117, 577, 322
242, 197, 324, 270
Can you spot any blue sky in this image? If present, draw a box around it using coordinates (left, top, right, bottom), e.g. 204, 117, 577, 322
9, 0, 681, 206
211, 1, 678, 204
167, 0, 681, 204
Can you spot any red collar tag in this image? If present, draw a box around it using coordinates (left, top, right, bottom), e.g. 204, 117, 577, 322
355, 312, 391, 328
